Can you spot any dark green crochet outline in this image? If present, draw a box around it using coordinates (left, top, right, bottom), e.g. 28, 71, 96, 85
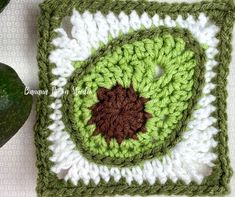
61, 27, 206, 167
35, 0, 235, 196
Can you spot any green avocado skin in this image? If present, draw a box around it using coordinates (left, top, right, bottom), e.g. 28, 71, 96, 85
0, 0, 10, 13
0, 63, 32, 147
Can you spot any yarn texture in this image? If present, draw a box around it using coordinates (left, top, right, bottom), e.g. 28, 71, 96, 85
88, 84, 152, 144
35, 0, 235, 196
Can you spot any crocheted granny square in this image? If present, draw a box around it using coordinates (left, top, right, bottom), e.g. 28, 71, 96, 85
35, 0, 235, 196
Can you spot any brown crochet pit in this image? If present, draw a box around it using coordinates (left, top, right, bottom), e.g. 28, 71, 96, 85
88, 84, 152, 144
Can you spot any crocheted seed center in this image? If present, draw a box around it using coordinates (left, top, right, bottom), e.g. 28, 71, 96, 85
88, 84, 152, 144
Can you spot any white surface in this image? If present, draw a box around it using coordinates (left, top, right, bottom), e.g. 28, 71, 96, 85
0, 0, 234, 197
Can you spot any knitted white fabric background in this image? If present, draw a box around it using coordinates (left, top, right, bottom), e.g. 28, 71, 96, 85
0, 0, 234, 197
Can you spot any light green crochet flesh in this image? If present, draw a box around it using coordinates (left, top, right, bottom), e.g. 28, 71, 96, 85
72, 34, 196, 158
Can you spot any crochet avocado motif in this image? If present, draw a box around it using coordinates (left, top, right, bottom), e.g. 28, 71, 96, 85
63, 28, 205, 166
35, 0, 235, 196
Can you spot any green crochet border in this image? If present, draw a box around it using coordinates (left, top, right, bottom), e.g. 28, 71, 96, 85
35, 0, 235, 196
62, 27, 206, 167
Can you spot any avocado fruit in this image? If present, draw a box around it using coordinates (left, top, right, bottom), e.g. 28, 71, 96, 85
0, 63, 32, 147
0, 0, 10, 13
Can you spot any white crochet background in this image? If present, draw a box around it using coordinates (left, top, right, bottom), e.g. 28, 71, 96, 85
0, 0, 234, 197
